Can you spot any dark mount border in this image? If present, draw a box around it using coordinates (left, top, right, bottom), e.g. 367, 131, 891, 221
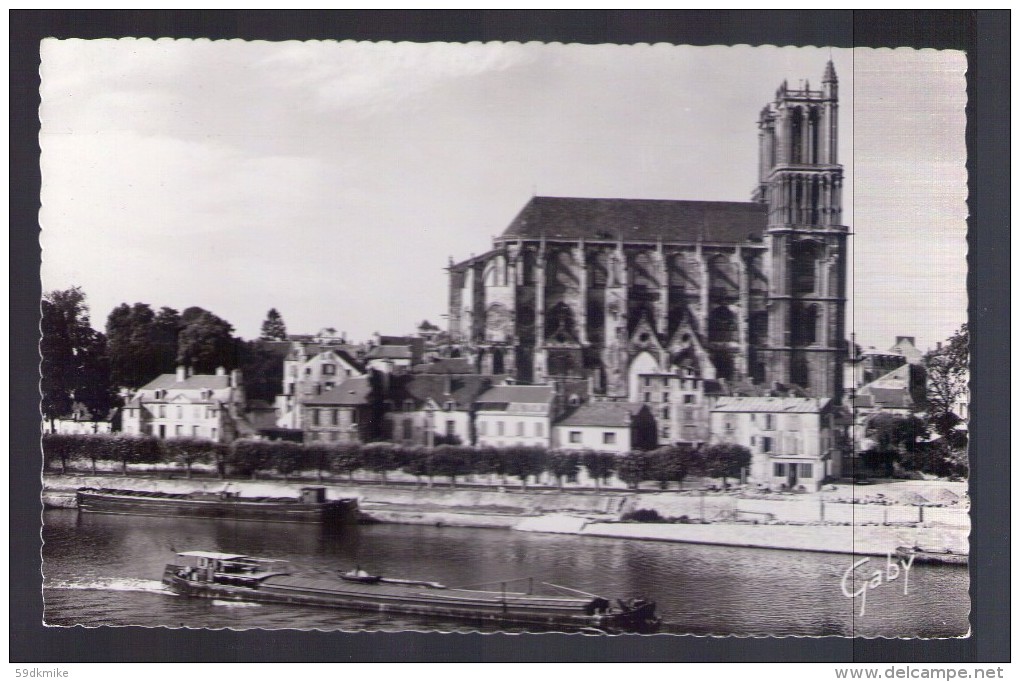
11, 10, 1007, 663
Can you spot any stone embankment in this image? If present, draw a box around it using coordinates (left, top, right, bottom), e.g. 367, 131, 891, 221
43, 475, 969, 557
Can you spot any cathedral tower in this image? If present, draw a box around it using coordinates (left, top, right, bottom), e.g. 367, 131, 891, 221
754, 61, 847, 399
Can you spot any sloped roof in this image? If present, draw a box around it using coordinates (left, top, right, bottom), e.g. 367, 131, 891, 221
852, 394, 875, 408
140, 373, 231, 391
712, 396, 830, 413
867, 387, 914, 410
497, 196, 766, 244
412, 358, 476, 374
555, 402, 647, 428
387, 374, 495, 411
365, 345, 413, 360
475, 385, 555, 405
304, 376, 373, 406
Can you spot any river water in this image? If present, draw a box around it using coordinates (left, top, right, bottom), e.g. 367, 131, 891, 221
41, 509, 968, 637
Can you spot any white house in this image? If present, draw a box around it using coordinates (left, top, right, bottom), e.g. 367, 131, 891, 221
710, 396, 841, 491
121, 366, 247, 443
474, 385, 556, 449
552, 402, 657, 453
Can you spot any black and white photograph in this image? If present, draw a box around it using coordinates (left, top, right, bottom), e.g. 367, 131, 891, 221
36, 36, 971, 640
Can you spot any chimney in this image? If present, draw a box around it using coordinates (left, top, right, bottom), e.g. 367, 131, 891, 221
895, 336, 915, 346
230, 368, 242, 388
216, 366, 226, 376
443, 374, 452, 396
176, 365, 187, 382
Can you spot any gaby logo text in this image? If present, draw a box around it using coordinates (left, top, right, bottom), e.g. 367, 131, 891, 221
841, 552, 916, 617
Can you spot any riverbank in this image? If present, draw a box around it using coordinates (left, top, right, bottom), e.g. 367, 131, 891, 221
43, 474, 969, 557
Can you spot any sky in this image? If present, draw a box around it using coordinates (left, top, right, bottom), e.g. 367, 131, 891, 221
39, 41, 967, 352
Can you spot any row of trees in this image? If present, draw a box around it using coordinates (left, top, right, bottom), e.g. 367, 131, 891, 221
42, 433, 752, 491
41, 286, 293, 424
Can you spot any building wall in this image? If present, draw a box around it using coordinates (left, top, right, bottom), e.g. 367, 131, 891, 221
475, 411, 550, 448
552, 425, 631, 453
383, 409, 473, 446
122, 399, 235, 443
47, 419, 113, 435
300, 404, 365, 444
710, 409, 836, 490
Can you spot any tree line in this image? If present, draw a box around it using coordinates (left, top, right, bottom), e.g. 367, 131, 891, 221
41, 286, 291, 426
42, 433, 752, 491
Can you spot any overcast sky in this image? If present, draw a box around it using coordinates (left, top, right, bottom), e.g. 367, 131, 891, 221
39, 41, 967, 352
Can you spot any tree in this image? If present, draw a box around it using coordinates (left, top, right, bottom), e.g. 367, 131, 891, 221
41, 287, 115, 425
505, 446, 546, 491
924, 324, 969, 435
303, 443, 333, 483
176, 308, 238, 373
473, 446, 507, 486
238, 339, 288, 403
432, 445, 473, 488
229, 439, 275, 480
700, 443, 752, 487
401, 447, 433, 488
330, 443, 363, 482
152, 306, 182, 372
160, 437, 212, 478
867, 413, 925, 457
42, 433, 75, 474
582, 450, 615, 491
110, 434, 162, 475
106, 302, 160, 389
360, 443, 401, 483
647, 445, 700, 491
260, 308, 288, 341
547, 450, 580, 491
616, 451, 650, 490
271, 441, 305, 481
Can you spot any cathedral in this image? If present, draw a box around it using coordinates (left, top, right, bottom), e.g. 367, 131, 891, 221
447, 62, 847, 404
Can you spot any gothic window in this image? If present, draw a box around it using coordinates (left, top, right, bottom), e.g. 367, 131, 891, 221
791, 303, 820, 347
708, 306, 738, 343
484, 256, 507, 287
545, 302, 578, 344
749, 311, 769, 345
485, 303, 511, 343
809, 107, 820, 165
547, 250, 579, 293
791, 241, 820, 294
630, 251, 658, 289
588, 251, 609, 288
791, 352, 810, 389
708, 254, 739, 299
790, 107, 804, 164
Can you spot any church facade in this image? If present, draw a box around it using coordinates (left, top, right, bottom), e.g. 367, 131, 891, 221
446, 63, 847, 406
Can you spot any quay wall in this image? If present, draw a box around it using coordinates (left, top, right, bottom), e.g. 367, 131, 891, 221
580, 522, 970, 557
41, 475, 968, 528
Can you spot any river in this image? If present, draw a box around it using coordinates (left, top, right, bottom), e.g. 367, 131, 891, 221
41, 509, 969, 637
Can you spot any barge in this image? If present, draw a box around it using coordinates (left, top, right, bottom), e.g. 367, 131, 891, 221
895, 545, 968, 566
77, 485, 358, 525
162, 551, 661, 633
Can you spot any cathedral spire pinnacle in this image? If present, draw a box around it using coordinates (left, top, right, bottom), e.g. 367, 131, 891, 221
823, 60, 837, 83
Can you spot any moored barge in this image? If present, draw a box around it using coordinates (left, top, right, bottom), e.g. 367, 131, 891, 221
77, 486, 358, 525
895, 545, 968, 566
162, 551, 661, 633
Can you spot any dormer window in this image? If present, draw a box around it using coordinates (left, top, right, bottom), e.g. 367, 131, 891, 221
444, 401, 455, 411
403, 400, 414, 412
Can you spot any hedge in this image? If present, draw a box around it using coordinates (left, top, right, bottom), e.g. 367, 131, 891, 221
40, 433, 717, 489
